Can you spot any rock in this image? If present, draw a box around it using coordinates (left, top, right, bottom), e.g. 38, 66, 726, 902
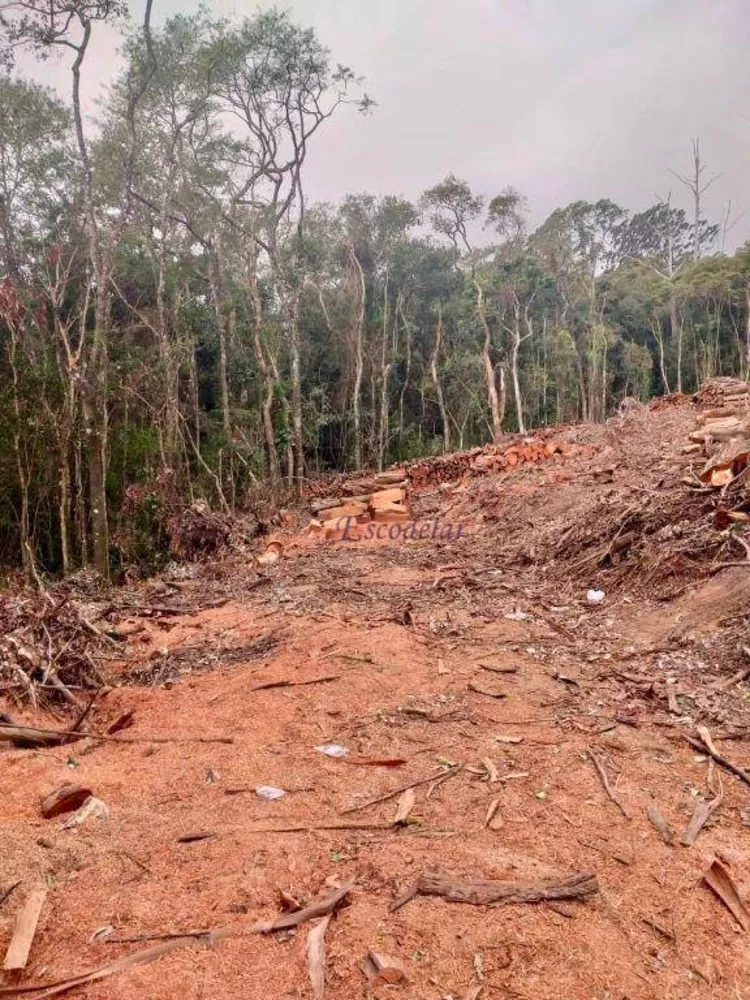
61, 796, 110, 829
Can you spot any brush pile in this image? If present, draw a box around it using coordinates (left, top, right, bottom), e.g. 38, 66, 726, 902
0, 589, 112, 708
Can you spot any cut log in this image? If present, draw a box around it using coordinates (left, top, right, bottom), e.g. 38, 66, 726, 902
371, 503, 411, 524
319, 501, 368, 521
699, 438, 750, 486
369, 488, 406, 506
375, 470, 407, 485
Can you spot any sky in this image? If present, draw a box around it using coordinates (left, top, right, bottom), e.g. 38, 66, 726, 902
15, 0, 750, 248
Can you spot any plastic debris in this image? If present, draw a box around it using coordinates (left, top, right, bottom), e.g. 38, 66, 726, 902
315, 744, 348, 758
255, 785, 287, 800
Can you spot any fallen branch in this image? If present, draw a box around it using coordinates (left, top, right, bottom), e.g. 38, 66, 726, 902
0, 722, 233, 748
683, 727, 750, 789
390, 869, 598, 913
588, 748, 631, 820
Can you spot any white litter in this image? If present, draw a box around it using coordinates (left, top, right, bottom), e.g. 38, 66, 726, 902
587, 589, 605, 604
255, 785, 287, 800
315, 744, 348, 758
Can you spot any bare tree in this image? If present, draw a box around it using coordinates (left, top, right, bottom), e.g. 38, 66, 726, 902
670, 139, 720, 262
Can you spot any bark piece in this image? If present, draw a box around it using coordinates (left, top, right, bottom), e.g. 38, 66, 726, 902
361, 951, 408, 985
468, 682, 507, 700
390, 869, 598, 912
41, 784, 93, 819
307, 915, 331, 1000
647, 804, 674, 845
703, 857, 750, 931
681, 782, 723, 847
3, 888, 47, 970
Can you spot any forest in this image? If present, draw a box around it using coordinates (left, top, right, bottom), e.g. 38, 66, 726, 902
0, 3, 748, 579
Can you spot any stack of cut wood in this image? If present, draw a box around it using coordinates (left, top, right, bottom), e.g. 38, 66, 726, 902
308, 470, 411, 539
406, 437, 584, 489
693, 377, 750, 409
688, 379, 750, 490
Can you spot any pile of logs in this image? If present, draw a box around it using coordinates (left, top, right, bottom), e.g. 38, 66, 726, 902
686, 379, 750, 492
406, 437, 586, 489
693, 377, 750, 409
308, 471, 411, 539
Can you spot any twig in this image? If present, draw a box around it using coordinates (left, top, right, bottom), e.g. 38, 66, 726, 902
249, 675, 340, 692
341, 765, 462, 815
588, 748, 631, 819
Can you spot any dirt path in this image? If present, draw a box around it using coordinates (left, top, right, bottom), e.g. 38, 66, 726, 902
2, 407, 750, 999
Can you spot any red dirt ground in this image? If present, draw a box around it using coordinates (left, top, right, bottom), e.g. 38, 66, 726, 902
2, 401, 750, 1000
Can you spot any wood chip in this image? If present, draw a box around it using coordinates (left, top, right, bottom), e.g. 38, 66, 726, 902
3, 888, 47, 970
361, 951, 408, 985
484, 798, 503, 829
393, 788, 416, 826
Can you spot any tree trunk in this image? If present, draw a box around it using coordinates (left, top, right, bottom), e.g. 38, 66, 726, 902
474, 281, 503, 442
397, 297, 411, 445
510, 300, 526, 434
287, 290, 304, 490
248, 269, 279, 483
71, 17, 109, 579
430, 304, 451, 452
377, 277, 391, 472
669, 290, 682, 394
349, 245, 366, 470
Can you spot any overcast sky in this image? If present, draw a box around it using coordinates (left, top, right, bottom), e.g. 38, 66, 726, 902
19, 0, 750, 248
